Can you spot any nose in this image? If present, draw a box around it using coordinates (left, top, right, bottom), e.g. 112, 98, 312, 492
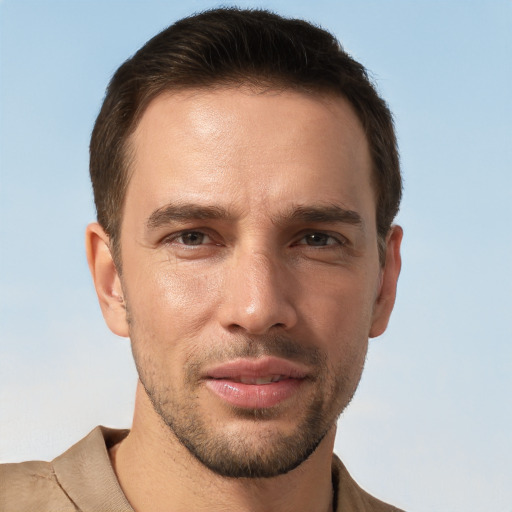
218, 249, 298, 335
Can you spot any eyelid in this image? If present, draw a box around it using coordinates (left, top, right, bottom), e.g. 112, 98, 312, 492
163, 229, 214, 246
160, 228, 349, 248
294, 230, 349, 247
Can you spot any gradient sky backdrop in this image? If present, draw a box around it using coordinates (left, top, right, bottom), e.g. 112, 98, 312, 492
1, 1, 511, 511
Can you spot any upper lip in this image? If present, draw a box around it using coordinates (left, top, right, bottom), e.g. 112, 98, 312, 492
204, 356, 310, 381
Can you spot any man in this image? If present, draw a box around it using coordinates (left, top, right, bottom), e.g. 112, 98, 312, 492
0, 8, 403, 512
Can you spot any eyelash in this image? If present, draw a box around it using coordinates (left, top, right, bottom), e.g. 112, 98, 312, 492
164, 230, 215, 247
295, 232, 347, 248
164, 230, 347, 249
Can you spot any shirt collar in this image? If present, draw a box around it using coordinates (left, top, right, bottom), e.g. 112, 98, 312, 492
52, 426, 133, 512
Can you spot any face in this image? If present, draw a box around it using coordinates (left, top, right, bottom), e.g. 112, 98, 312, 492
91, 87, 401, 478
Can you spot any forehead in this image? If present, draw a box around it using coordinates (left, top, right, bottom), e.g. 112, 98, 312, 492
125, 87, 374, 226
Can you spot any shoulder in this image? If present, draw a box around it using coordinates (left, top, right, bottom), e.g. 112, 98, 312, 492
0, 459, 77, 511
333, 455, 405, 512
0, 426, 131, 512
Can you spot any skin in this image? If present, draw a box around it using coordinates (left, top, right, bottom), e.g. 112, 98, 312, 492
86, 87, 402, 512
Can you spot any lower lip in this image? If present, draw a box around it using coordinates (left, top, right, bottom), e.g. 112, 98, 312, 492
205, 378, 303, 409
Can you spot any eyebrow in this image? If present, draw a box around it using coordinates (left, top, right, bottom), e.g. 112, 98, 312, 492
146, 202, 363, 231
284, 204, 363, 226
147, 204, 231, 230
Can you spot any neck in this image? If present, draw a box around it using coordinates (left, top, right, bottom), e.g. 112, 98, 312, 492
110, 382, 336, 512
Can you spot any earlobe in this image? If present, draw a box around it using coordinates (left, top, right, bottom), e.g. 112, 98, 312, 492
85, 223, 130, 337
369, 225, 403, 338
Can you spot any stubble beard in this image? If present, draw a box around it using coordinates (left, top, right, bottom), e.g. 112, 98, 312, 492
130, 327, 365, 479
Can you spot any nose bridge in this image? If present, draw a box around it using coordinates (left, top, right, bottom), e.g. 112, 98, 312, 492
219, 245, 298, 334
242, 249, 277, 312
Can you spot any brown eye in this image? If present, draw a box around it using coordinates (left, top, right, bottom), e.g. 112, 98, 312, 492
304, 233, 331, 246
298, 232, 344, 247
177, 231, 208, 245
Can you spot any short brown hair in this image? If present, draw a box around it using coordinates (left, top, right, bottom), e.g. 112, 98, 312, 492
90, 8, 401, 268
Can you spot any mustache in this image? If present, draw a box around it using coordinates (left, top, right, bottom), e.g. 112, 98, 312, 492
185, 333, 326, 380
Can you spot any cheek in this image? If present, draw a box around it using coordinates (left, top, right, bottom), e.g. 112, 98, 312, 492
302, 267, 377, 323
299, 270, 377, 356
125, 259, 224, 345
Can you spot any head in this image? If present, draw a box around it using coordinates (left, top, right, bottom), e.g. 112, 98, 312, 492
87, 8, 403, 479
90, 7, 401, 271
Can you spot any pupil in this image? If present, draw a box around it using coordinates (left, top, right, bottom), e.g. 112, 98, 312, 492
307, 233, 328, 246
183, 232, 203, 245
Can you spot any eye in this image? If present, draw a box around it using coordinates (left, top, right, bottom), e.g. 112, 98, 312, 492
172, 231, 212, 246
298, 232, 344, 247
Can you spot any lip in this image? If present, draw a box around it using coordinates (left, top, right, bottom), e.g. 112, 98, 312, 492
203, 357, 309, 409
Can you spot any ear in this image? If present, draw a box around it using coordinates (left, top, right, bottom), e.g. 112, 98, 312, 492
85, 223, 129, 337
369, 225, 403, 338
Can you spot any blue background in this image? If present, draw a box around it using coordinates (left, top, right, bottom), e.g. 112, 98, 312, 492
1, 1, 511, 510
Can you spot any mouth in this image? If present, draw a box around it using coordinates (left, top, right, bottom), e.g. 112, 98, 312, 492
226, 374, 289, 385
203, 357, 309, 409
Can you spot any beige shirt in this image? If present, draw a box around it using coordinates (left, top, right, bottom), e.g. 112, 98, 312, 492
0, 426, 403, 511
